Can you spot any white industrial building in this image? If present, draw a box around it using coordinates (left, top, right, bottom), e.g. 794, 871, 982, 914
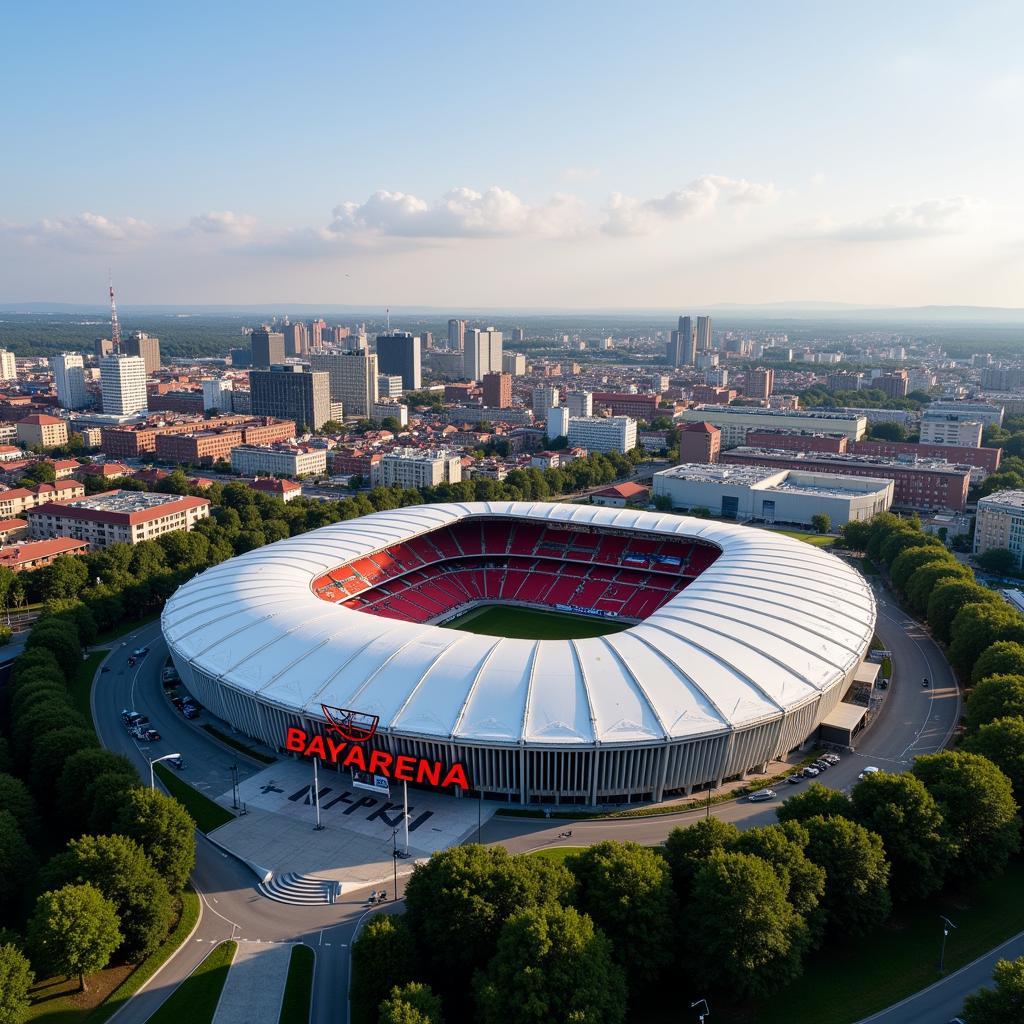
676, 406, 867, 447
653, 463, 893, 527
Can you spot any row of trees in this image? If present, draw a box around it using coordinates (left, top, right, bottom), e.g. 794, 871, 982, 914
351, 740, 1020, 1024
0, 607, 196, 1017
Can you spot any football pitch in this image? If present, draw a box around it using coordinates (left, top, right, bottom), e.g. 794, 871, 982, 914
442, 604, 630, 640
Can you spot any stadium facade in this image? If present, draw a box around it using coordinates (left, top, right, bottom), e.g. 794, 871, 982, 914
161, 502, 875, 804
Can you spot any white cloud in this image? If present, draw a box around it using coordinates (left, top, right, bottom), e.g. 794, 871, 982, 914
601, 175, 778, 236
826, 197, 978, 241
186, 210, 257, 236
3, 211, 154, 249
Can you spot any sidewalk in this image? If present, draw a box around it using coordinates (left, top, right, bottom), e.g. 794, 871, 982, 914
211, 941, 293, 1024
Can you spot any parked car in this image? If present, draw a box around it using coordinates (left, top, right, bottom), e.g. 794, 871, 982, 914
811, 760, 830, 772
802, 766, 820, 778
167, 755, 184, 770
858, 766, 881, 780
748, 788, 776, 802
820, 753, 841, 765
786, 774, 803, 785
143, 728, 160, 742
182, 706, 199, 719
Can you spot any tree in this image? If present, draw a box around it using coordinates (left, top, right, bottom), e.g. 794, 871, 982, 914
905, 560, 972, 616
961, 955, 1024, 1024
56, 749, 136, 837
350, 915, 416, 1024
474, 903, 626, 1024
23, 620, 81, 679
890, 542, 959, 592
685, 851, 808, 998
963, 718, 1024, 803
0, 775, 38, 840
662, 817, 740, 899
776, 782, 854, 824
978, 547, 1019, 572
27, 884, 121, 991
41, 834, 173, 961
802, 816, 891, 935
972, 642, 1024, 686
0, 812, 36, 923
403, 845, 573, 984
29, 727, 98, 799
114, 789, 195, 893
879, 529, 939, 570
38, 557, 89, 602
913, 751, 1021, 879
11, 701, 86, 763
0, 943, 33, 1024
567, 841, 677, 986
949, 604, 1024, 681
966, 675, 1024, 734
850, 772, 953, 901
927, 579, 1003, 644
19, 462, 56, 485
810, 513, 831, 535
378, 982, 444, 1024
869, 421, 907, 442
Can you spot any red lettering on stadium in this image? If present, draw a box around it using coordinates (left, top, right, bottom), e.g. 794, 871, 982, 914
284, 726, 470, 791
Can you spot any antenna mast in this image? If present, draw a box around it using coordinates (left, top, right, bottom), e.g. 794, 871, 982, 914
108, 271, 122, 353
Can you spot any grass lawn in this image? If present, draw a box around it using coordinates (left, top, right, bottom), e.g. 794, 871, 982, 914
92, 612, 162, 648
525, 846, 587, 866
442, 604, 629, 640
201, 723, 276, 764
277, 945, 315, 1024
154, 763, 235, 833
146, 940, 236, 1024
771, 529, 835, 547
69, 652, 107, 727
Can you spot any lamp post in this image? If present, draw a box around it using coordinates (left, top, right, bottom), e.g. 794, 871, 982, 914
391, 827, 399, 900
939, 916, 957, 975
706, 780, 713, 818
691, 998, 710, 1024
149, 753, 182, 790
229, 762, 239, 810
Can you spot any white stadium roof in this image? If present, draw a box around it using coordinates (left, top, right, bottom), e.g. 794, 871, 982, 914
161, 502, 875, 747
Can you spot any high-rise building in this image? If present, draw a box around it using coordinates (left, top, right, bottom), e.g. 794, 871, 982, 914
202, 378, 234, 413
667, 317, 696, 367
250, 327, 286, 368
678, 421, 721, 464
375, 331, 421, 390
502, 352, 526, 376
0, 350, 16, 381
566, 391, 593, 417
421, 331, 433, 350
447, 318, 466, 351
310, 319, 326, 353
284, 322, 307, 357
371, 448, 462, 488
482, 372, 512, 409
125, 332, 161, 376
377, 374, 404, 400
532, 385, 560, 419
546, 408, 637, 453
875, 371, 909, 400
742, 367, 775, 402
50, 353, 89, 410
100, 355, 148, 416
513, 327, 526, 342
95, 338, 114, 360
465, 327, 503, 381
249, 365, 330, 430
695, 316, 713, 353
309, 351, 378, 419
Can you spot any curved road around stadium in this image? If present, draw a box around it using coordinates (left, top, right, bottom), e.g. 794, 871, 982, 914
93, 577, 973, 1024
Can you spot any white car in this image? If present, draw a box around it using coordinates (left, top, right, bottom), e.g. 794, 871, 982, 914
858, 766, 881, 780
802, 766, 820, 778
748, 788, 777, 802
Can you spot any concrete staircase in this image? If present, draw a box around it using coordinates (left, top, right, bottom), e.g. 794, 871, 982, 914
257, 872, 336, 906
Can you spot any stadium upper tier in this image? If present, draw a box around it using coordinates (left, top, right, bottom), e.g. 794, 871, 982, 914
162, 502, 875, 802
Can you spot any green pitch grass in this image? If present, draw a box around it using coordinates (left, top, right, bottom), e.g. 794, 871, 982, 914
442, 604, 630, 639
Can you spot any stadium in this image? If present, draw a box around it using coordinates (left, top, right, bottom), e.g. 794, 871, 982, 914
161, 502, 875, 805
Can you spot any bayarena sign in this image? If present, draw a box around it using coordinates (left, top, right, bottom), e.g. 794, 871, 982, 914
285, 706, 470, 792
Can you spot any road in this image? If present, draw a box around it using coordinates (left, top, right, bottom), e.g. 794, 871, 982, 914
90, 575, 980, 1024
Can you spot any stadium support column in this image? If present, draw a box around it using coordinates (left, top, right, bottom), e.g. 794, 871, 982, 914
590, 748, 599, 806
519, 744, 527, 804
654, 744, 670, 803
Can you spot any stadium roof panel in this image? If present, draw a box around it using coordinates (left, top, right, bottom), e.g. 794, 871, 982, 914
162, 501, 875, 746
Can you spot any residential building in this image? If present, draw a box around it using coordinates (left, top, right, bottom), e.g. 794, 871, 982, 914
691, 385, 736, 405
566, 392, 593, 417
331, 449, 382, 476
94, 338, 114, 360
0, 350, 16, 381
125, 331, 161, 375
248, 477, 303, 502
370, 448, 462, 488
250, 365, 331, 430
678, 421, 721, 464
482, 372, 512, 409
653, 463, 893, 527
284, 322, 307, 357
0, 538, 90, 571
666, 320, 696, 367
310, 351, 378, 418
592, 392, 661, 421
250, 327, 286, 368
464, 327, 503, 380
0, 518, 28, 543
100, 354, 148, 416
591, 481, 650, 507
875, 371, 909, 400
16, 414, 69, 449
532, 385, 560, 419
981, 368, 1024, 391
676, 406, 867, 447
849, 438, 1000, 477
72, 425, 103, 448
375, 331, 421, 390
742, 367, 775, 401
745, 429, 848, 454
719, 448, 971, 511
547, 408, 637, 453
0, 481, 84, 519
920, 414, 984, 448
974, 491, 1024, 567
695, 315, 713, 353
927, 401, 1004, 428
28, 490, 211, 548
447, 318, 465, 351
50, 353, 89, 410
371, 401, 408, 426
446, 406, 535, 426
203, 378, 234, 413
377, 374, 404, 400
502, 352, 526, 375
230, 444, 327, 477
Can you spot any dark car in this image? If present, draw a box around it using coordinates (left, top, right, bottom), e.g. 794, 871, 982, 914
127, 656, 136, 668
143, 728, 161, 741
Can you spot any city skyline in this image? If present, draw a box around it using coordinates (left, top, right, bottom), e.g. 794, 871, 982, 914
2, 2, 1023, 310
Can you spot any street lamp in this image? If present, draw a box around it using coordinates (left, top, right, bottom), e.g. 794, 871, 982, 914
939, 915, 957, 975
691, 998, 710, 1024
149, 753, 182, 790
228, 763, 239, 810
391, 827, 399, 900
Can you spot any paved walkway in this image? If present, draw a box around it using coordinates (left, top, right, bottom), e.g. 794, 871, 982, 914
211, 940, 294, 1024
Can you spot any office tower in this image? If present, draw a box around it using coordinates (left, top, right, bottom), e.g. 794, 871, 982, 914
285, 322, 307, 357
310, 351, 378, 418
202, 378, 234, 413
344, 333, 368, 353
448, 318, 466, 351
482, 372, 512, 409
229, 347, 253, 369
0, 350, 16, 381
465, 327, 502, 381
502, 352, 526, 375
421, 331, 433, 350
375, 331, 422, 390
695, 316, 713, 353
95, 338, 114, 360
100, 354, 148, 416
667, 322, 696, 367
566, 391, 593, 417
332, 326, 350, 343
378, 374, 404, 399
513, 327, 526, 342
50, 353, 89, 409
250, 327, 286, 368
249, 365, 330, 430
125, 331, 161, 376
532, 385, 560, 419
742, 367, 775, 402
310, 319, 326, 353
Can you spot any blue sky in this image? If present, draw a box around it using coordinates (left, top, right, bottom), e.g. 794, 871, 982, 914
2, 1, 1023, 307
